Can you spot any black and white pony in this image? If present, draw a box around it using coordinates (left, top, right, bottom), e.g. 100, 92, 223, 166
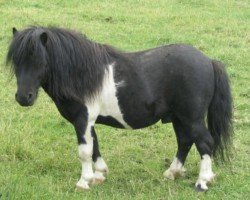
7, 26, 233, 191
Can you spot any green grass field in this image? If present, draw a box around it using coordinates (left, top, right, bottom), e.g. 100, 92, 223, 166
0, 0, 249, 199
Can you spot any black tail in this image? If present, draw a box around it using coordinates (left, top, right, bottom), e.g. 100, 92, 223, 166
208, 60, 233, 162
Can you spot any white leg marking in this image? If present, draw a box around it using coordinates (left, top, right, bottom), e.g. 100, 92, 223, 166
163, 157, 186, 180
195, 154, 215, 191
92, 157, 109, 185
95, 157, 109, 173
76, 123, 95, 190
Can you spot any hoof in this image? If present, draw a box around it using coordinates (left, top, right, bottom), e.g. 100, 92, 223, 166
195, 184, 207, 192
163, 169, 175, 180
195, 173, 215, 191
93, 178, 105, 185
76, 179, 90, 190
163, 168, 186, 180
92, 171, 106, 185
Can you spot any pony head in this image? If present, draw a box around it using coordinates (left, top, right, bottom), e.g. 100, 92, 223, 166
7, 27, 48, 106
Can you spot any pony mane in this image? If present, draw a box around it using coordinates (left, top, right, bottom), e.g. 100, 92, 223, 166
7, 26, 121, 101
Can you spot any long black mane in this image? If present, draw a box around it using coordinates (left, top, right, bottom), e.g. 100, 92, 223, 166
7, 26, 121, 101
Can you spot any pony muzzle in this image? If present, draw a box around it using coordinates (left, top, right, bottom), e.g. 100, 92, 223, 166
15, 91, 36, 107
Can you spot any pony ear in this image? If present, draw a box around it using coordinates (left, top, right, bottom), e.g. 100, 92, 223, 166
12, 27, 18, 36
40, 32, 48, 46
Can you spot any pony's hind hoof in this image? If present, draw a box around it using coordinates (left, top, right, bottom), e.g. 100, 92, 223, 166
195, 180, 208, 192
195, 184, 207, 192
163, 169, 176, 180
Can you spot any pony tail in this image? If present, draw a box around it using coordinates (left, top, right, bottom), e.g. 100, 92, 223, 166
208, 60, 233, 162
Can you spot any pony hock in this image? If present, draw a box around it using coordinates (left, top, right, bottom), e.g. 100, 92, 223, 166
7, 26, 233, 191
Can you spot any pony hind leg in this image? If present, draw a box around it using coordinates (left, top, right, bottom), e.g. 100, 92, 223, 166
91, 127, 109, 184
192, 122, 216, 191
164, 118, 193, 180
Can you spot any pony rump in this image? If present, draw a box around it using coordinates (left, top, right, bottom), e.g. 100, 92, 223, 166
7, 26, 114, 101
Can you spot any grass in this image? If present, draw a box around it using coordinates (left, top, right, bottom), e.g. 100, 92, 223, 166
0, 0, 249, 199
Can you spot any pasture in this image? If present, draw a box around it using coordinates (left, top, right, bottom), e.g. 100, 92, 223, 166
0, 0, 249, 199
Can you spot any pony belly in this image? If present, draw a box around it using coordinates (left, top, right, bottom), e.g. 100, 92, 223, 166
96, 115, 126, 128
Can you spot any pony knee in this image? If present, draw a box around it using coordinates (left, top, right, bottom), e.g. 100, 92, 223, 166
78, 144, 93, 161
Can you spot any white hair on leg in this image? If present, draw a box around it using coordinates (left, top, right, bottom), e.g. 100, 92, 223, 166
95, 157, 109, 173
92, 156, 109, 184
76, 103, 99, 190
163, 157, 186, 180
76, 125, 94, 190
195, 154, 215, 191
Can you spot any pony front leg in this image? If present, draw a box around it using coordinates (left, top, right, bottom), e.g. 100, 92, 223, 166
53, 98, 100, 190
76, 122, 95, 190
92, 127, 109, 184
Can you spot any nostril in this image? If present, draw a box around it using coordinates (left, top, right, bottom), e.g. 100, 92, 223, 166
28, 93, 33, 101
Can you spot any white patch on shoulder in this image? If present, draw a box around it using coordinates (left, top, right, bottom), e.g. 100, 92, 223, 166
85, 63, 130, 128
98, 63, 131, 128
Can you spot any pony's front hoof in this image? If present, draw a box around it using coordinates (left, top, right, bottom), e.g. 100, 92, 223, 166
76, 179, 90, 190
92, 171, 106, 185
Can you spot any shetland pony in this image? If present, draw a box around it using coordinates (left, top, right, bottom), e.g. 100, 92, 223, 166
7, 26, 232, 191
